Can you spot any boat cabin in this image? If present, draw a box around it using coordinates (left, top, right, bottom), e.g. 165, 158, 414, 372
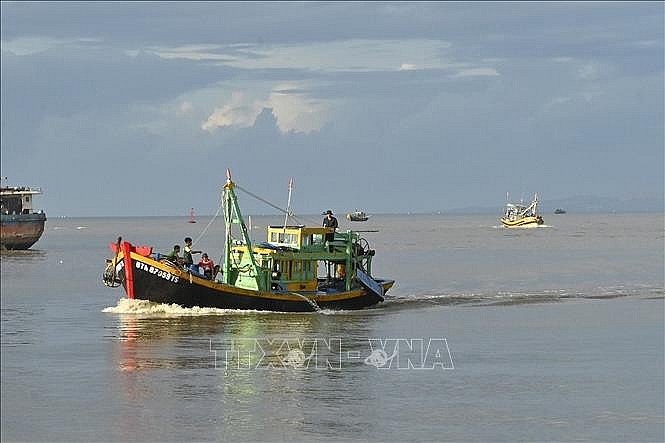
265, 225, 333, 250
228, 225, 354, 293
0, 187, 42, 215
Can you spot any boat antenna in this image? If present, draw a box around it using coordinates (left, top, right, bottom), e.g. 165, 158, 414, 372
283, 177, 294, 231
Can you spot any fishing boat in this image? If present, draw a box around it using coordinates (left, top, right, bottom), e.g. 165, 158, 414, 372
1, 185, 47, 250
554, 208, 566, 214
346, 210, 370, 222
500, 193, 544, 228
102, 171, 394, 312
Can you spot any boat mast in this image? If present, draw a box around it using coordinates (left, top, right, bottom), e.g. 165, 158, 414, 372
222, 169, 260, 286
283, 177, 294, 231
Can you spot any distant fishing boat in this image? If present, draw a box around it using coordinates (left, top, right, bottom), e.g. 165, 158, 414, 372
347, 210, 370, 222
500, 193, 544, 228
188, 208, 196, 223
554, 208, 567, 214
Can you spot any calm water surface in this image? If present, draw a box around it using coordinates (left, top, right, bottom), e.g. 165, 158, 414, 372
1, 213, 663, 442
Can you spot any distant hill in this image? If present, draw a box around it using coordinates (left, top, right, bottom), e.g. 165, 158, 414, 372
445, 195, 664, 214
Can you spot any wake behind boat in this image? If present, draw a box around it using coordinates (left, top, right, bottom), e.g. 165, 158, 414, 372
103, 171, 394, 312
500, 193, 544, 228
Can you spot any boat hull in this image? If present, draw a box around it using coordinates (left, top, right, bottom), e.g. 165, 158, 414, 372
500, 216, 543, 228
347, 213, 369, 222
112, 252, 393, 312
0, 213, 47, 250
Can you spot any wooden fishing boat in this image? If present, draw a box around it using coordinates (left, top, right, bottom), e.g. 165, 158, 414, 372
346, 210, 370, 222
500, 193, 544, 228
103, 171, 394, 312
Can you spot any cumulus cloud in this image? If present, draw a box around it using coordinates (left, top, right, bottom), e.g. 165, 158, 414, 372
201, 91, 264, 131
269, 84, 330, 133
201, 83, 330, 134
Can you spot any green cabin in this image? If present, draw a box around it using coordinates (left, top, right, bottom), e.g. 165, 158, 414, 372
222, 179, 374, 293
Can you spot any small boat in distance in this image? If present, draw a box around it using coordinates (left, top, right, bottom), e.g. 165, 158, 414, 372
188, 208, 196, 223
1, 184, 47, 250
347, 210, 370, 222
554, 208, 567, 214
500, 193, 544, 228
103, 171, 394, 312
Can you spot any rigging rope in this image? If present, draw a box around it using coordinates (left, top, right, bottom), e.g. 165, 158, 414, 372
235, 184, 319, 226
191, 181, 325, 277
192, 199, 223, 247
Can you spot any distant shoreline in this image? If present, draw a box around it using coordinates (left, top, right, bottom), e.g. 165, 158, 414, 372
47, 211, 665, 218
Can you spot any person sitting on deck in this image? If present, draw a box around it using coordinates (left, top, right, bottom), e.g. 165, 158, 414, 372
164, 245, 183, 265
198, 253, 215, 280
212, 265, 221, 282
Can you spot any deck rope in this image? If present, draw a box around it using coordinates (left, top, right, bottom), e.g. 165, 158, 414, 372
192, 200, 223, 246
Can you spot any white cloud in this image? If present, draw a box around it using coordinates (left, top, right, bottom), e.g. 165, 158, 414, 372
269, 84, 330, 133
179, 101, 193, 114
1, 36, 102, 55
1, 36, 67, 55
145, 43, 235, 62
543, 96, 572, 113
452, 67, 500, 78
200, 83, 330, 134
399, 63, 418, 71
577, 63, 599, 80
201, 91, 263, 131
147, 39, 457, 73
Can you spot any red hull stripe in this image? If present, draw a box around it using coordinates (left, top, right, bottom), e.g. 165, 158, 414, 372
121, 241, 135, 299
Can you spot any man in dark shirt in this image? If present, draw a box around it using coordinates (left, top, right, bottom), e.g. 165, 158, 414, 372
322, 210, 338, 251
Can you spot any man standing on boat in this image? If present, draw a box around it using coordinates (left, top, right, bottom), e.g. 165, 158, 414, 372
183, 237, 201, 272
323, 210, 338, 229
322, 210, 338, 251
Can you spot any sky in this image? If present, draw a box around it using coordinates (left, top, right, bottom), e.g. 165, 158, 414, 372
1, 1, 663, 217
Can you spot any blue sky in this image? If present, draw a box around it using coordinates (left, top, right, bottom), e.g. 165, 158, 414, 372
1, 2, 663, 216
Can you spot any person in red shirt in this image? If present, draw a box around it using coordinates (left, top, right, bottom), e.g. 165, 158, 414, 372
198, 253, 215, 280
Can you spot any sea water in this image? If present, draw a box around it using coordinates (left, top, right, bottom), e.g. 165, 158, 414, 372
1, 213, 663, 442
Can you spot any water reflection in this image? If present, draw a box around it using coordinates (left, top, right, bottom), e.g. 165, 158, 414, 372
107, 308, 380, 439
109, 309, 375, 373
